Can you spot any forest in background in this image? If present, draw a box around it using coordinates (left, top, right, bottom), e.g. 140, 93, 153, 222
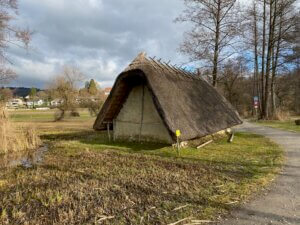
178, 0, 299, 119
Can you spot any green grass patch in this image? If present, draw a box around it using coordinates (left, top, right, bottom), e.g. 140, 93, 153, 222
0, 126, 283, 224
9, 109, 93, 122
254, 118, 300, 133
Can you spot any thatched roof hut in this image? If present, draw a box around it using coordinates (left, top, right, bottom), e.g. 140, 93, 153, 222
94, 53, 242, 144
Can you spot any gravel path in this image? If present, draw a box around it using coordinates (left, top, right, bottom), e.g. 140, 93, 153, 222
219, 122, 300, 225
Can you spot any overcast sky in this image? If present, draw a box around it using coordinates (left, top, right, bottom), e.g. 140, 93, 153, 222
7, 0, 190, 89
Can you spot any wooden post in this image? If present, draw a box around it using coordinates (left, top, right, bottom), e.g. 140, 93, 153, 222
175, 130, 181, 156
176, 136, 179, 155
107, 123, 111, 142
113, 119, 116, 142
139, 85, 145, 142
228, 132, 235, 143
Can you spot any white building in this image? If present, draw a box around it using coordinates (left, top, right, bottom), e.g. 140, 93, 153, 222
104, 87, 112, 96
50, 99, 63, 106
7, 98, 24, 108
26, 99, 45, 107
35, 99, 44, 106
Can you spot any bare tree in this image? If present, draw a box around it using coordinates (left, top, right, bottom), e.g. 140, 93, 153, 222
0, 67, 16, 84
48, 66, 85, 121
245, 1, 261, 113
245, 0, 298, 119
0, 87, 12, 102
219, 57, 248, 104
284, 14, 300, 64
267, 0, 298, 118
0, 0, 32, 84
275, 68, 299, 114
176, 0, 241, 87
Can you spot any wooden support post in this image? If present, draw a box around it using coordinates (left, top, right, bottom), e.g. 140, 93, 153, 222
176, 136, 180, 156
228, 133, 235, 143
107, 123, 111, 142
175, 130, 181, 156
113, 119, 116, 142
139, 85, 145, 142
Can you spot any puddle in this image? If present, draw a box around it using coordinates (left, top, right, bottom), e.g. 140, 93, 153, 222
0, 145, 49, 169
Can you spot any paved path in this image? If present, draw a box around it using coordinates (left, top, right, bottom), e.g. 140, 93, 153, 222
219, 122, 300, 225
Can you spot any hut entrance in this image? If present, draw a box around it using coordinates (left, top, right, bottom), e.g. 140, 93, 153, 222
113, 84, 172, 143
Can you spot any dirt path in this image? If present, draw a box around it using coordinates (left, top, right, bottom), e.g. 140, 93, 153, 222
219, 122, 300, 225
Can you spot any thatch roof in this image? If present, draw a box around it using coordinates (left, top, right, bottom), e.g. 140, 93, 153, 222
94, 53, 242, 142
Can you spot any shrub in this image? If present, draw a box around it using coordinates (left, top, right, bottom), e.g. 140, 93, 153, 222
270, 110, 290, 121
70, 111, 80, 117
80, 99, 103, 116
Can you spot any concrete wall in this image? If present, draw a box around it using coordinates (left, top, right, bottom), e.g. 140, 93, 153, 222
115, 85, 173, 143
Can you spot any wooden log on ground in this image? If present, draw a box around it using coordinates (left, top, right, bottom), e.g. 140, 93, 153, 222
197, 140, 213, 149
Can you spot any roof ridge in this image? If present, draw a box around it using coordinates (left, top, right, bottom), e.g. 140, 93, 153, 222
145, 55, 205, 81
126, 53, 208, 82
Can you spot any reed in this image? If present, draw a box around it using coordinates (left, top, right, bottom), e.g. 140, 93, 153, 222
0, 105, 41, 154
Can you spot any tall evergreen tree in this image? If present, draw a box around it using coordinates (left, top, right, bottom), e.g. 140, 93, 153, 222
29, 87, 37, 97
88, 79, 98, 95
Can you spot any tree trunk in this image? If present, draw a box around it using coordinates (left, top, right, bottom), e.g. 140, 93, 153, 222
271, 5, 282, 117
264, 0, 277, 119
253, 2, 260, 114
260, 0, 267, 118
212, 1, 221, 87
296, 69, 300, 114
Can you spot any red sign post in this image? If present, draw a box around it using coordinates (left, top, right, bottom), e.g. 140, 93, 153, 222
254, 96, 259, 116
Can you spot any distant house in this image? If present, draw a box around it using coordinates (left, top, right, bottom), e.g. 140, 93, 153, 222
35, 99, 44, 106
50, 99, 63, 106
25, 101, 34, 107
104, 87, 112, 96
26, 99, 45, 108
7, 98, 24, 108
93, 53, 242, 144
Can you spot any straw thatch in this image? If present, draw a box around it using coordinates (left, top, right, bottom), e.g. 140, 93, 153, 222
94, 52, 242, 142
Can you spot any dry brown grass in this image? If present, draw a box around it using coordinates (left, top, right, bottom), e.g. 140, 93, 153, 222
0, 106, 41, 155
269, 109, 291, 121
0, 110, 283, 224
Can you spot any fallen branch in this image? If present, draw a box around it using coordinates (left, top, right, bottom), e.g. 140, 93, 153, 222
225, 200, 238, 205
184, 220, 216, 225
197, 140, 213, 149
172, 204, 190, 211
97, 215, 115, 223
183, 219, 215, 224
168, 217, 193, 225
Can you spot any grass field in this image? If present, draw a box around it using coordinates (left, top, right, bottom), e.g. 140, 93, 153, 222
254, 117, 300, 133
0, 110, 283, 224
9, 109, 92, 122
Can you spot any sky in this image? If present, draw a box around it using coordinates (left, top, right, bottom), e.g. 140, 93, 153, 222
7, 0, 189, 89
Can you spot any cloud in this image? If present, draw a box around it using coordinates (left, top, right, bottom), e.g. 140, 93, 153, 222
7, 0, 188, 88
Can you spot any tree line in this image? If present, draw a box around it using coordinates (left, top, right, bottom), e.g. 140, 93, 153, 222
178, 0, 299, 119
47, 65, 105, 121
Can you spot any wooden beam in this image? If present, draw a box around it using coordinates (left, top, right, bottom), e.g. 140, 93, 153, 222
139, 85, 145, 142
197, 140, 213, 149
